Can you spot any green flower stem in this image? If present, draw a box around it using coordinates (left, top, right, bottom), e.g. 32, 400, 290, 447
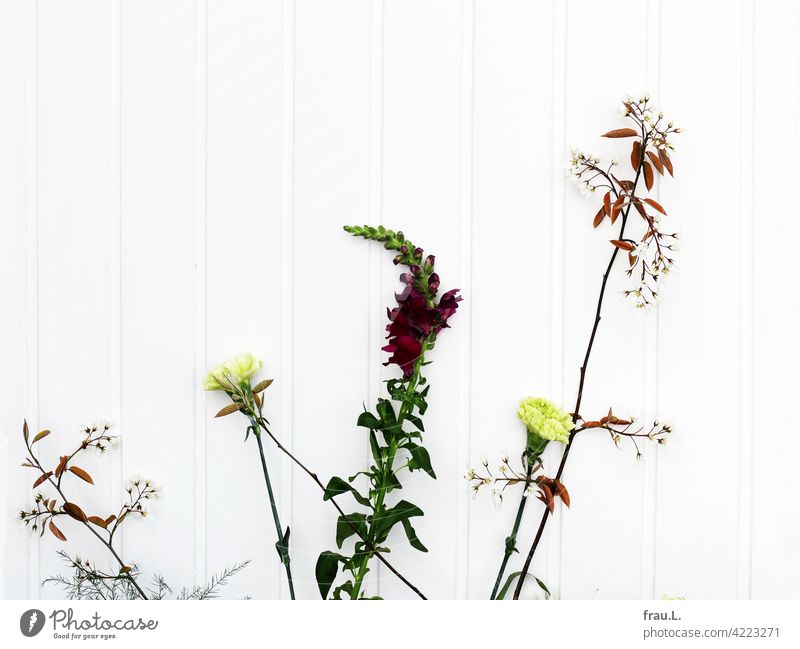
252, 420, 295, 600
489, 463, 533, 600
349, 338, 429, 600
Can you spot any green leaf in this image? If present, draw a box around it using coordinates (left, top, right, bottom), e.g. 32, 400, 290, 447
275, 526, 291, 565
401, 518, 428, 552
332, 580, 354, 600
495, 571, 550, 600
376, 399, 397, 430
406, 443, 436, 478
535, 576, 551, 597
405, 414, 424, 432
357, 411, 382, 430
373, 499, 423, 538
315, 551, 345, 600
336, 513, 367, 549
323, 476, 371, 508
369, 430, 382, 464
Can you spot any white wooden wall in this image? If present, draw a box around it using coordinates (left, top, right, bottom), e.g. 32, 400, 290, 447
1, 0, 798, 600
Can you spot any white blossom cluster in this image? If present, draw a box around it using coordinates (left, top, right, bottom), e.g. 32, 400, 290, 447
624, 230, 681, 309
565, 148, 617, 198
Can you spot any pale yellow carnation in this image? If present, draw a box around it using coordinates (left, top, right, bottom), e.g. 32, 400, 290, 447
204, 352, 263, 392
517, 397, 574, 447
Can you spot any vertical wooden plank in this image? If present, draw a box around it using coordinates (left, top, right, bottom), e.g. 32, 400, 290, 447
36, 0, 116, 594
558, 0, 650, 599
205, 0, 285, 599
291, 0, 372, 600
0, 0, 36, 600
467, 0, 554, 599
751, 0, 800, 600
379, 0, 463, 599
121, 0, 198, 591
656, 0, 743, 599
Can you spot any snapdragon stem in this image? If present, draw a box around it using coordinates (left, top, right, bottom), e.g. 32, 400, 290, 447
349, 338, 429, 600
511, 131, 649, 600
252, 421, 295, 600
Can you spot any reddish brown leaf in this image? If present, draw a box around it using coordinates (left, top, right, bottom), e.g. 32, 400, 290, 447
633, 200, 647, 219
539, 483, 555, 513
54, 456, 69, 478
582, 421, 604, 429
610, 239, 635, 252
554, 480, 571, 508
603, 191, 612, 216
658, 148, 674, 176
630, 140, 642, 171
49, 521, 67, 542
105, 514, 117, 526
252, 379, 274, 394
611, 195, 625, 224
68, 466, 94, 485
646, 150, 664, 175
215, 403, 242, 418
593, 207, 605, 229
629, 252, 637, 267
63, 502, 88, 523
643, 161, 654, 190
643, 198, 667, 215
23, 419, 29, 443
602, 128, 638, 138
32, 472, 52, 489
88, 516, 108, 529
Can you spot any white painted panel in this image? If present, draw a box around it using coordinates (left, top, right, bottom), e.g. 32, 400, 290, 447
656, 0, 744, 599
205, 0, 286, 600
558, 0, 651, 600
0, 0, 796, 602
379, 0, 465, 600
0, 0, 36, 600
751, 0, 800, 600
36, 0, 116, 595
290, 0, 373, 600
467, 0, 554, 600
120, 0, 199, 592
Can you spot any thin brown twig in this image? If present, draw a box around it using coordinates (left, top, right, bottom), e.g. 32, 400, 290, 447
512, 127, 649, 600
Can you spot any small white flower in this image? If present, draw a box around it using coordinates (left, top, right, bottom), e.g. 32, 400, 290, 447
491, 488, 503, 509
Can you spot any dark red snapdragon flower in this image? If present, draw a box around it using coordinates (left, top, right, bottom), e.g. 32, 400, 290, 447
382, 262, 462, 377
